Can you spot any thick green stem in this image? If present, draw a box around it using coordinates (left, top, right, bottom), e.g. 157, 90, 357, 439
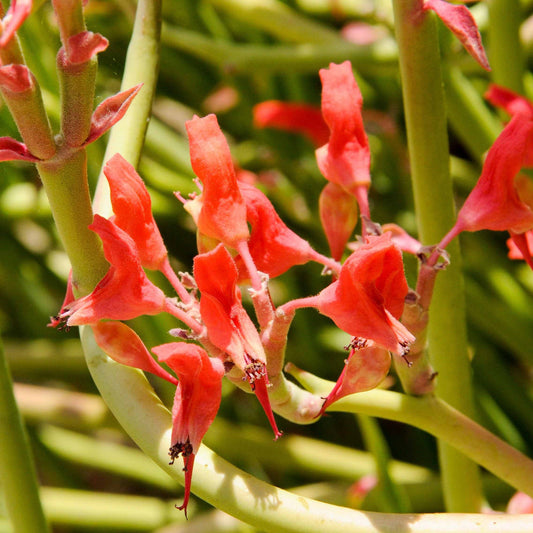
391, 0, 482, 512
37, 148, 109, 295
0, 338, 50, 533
81, 327, 533, 532
93, 0, 162, 217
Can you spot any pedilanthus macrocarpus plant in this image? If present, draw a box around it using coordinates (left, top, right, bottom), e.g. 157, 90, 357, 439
53, 54, 533, 517
4, 0, 533, 527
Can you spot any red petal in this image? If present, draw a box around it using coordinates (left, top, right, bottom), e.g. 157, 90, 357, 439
320, 343, 391, 413
319, 182, 359, 261
454, 114, 533, 235
0, 64, 33, 93
92, 321, 178, 384
61, 31, 109, 65
104, 153, 168, 270
316, 61, 371, 195
186, 114, 249, 248
65, 215, 166, 325
485, 84, 533, 118
253, 101, 329, 147
424, 0, 490, 71
84, 84, 143, 146
0, 0, 32, 48
235, 182, 315, 279
0, 136, 38, 162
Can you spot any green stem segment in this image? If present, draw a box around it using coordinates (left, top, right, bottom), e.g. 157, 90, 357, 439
0, 338, 50, 533
391, 0, 482, 512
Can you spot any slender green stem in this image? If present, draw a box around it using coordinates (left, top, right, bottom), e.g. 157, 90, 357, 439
487, 0, 525, 93
80, 327, 533, 532
391, 0, 482, 512
0, 338, 50, 533
162, 25, 398, 76
93, 0, 162, 217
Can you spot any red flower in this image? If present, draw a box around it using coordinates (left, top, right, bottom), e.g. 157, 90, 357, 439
320, 342, 391, 414
104, 153, 168, 270
185, 114, 249, 250
234, 181, 317, 279
63, 215, 166, 325
253, 101, 329, 147
92, 321, 179, 385
283, 234, 414, 355
152, 342, 224, 518
193, 244, 282, 439
315, 61, 371, 201
438, 114, 533, 268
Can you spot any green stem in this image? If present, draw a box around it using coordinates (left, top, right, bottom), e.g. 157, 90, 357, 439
391, 0, 482, 512
487, 0, 525, 93
80, 327, 533, 532
37, 148, 109, 296
0, 338, 50, 533
162, 25, 398, 76
287, 365, 533, 500
93, 0, 162, 217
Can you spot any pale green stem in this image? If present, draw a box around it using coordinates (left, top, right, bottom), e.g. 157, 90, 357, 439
93, 0, 162, 217
0, 338, 50, 533
80, 327, 533, 532
391, 0, 482, 512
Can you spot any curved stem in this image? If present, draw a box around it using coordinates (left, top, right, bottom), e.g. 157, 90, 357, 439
391, 0, 482, 512
0, 338, 50, 533
80, 327, 533, 532
287, 365, 533, 499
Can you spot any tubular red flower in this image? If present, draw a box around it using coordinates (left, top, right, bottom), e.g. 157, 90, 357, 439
193, 244, 282, 438
185, 114, 249, 249
253, 101, 329, 147
152, 342, 224, 517
234, 181, 316, 279
64, 215, 166, 325
104, 153, 168, 270
316, 234, 414, 355
315, 61, 371, 196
